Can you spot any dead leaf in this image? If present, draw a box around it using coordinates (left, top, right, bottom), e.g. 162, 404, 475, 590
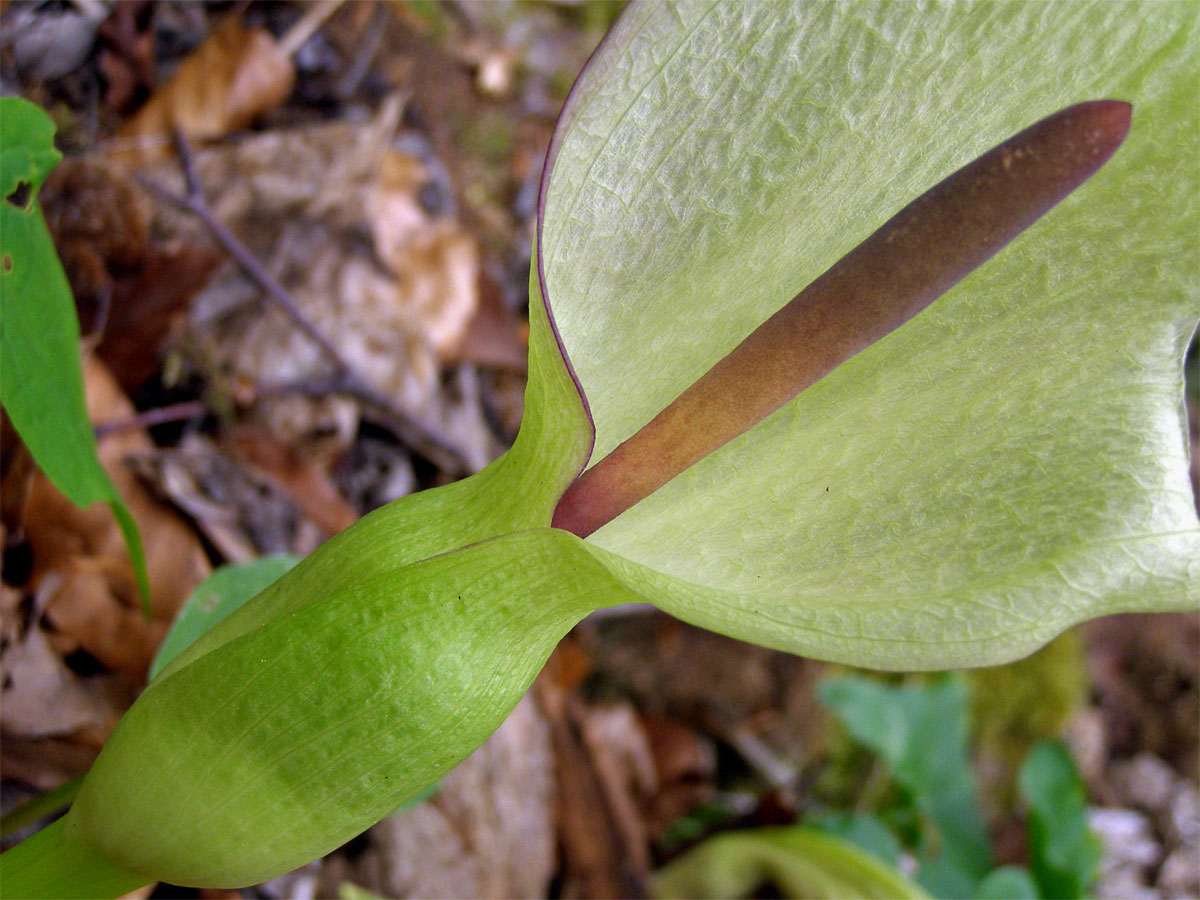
41, 558, 165, 680
537, 646, 653, 899
446, 269, 528, 372
1, 414, 35, 554
577, 703, 658, 871
360, 693, 556, 899
1, 1, 107, 82
23, 356, 211, 678
139, 97, 498, 467
43, 159, 150, 285
98, 245, 224, 389
97, 0, 157, 114
131, 433, 327, 562
640, 713, 717, 837
42, 159, 222, 388
224, 426, 358, 536
1, 733, 110, 791
0, 625, 106, 739
111, 18, 294, 166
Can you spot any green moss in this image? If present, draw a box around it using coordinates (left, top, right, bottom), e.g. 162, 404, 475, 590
967, 631, 1089, 808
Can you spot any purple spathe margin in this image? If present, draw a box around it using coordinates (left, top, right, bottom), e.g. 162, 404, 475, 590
535, 2, 640, 485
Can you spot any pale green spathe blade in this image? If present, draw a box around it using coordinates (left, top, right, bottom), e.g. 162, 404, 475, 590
540, 1, 1200, 668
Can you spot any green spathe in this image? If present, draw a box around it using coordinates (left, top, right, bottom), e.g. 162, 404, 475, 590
67, 530, 633, 886
544, 0, 1198, 666
2, 0, 1197, 894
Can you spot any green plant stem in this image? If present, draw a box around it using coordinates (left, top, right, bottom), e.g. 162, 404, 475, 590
0, 776, 83, 840
0, 817, 149, 900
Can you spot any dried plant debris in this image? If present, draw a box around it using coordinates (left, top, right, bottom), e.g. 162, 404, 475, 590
137, 96, 502, 469
40, 159, 222, 390
109, 17, 294, 165
2, 356, 208, 799
358, 693, 556, 900
127, 432, 328, 563
20, 357, 210, 676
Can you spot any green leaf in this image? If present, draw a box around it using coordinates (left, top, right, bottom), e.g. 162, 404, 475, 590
540, 0, 1200, 669
976, 866, 1040, 900
150, 556, 303, 681
651, 826, 930, 900
817, 675, 991, 897
1018, 741, 1101, 900
0, 97, 150, 609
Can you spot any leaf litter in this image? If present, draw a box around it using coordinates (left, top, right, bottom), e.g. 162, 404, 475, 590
0, 2, 1195, 899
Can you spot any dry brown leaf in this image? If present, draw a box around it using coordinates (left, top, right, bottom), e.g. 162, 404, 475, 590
42, 559, 165, 680
640, 713, 717, 837
1, 733, 111, 791
0, 625, 107, 739
97, 245, 223, 389
1, 415, 35, 549
446, 269, 528, 372
23, 356, 210, 677
111, 18, 293, 166
97, 0, 157, 114
2, 357, 208, 788
360, 693, 556, 899
224, 427, 358, 536
577, 702, 657, 871
132, 433, 327, 562
140, 97, 498, 466
537, 647, 653, 900
42, 159, 222, 388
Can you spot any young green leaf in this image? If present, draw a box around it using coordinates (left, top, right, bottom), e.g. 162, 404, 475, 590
0, 97, 150, 608
975, 866, 1040, 900
817, 674, 992, 898
1018, 741, 1101, 900
805, 810, 902, 868
149, 556, 303, 680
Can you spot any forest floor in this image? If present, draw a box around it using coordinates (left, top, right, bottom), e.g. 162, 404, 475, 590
1, 2, 1197, 898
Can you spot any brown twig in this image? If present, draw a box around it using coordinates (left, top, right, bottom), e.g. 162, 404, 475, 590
133, 129, 466, 473
94, 399, 209, 439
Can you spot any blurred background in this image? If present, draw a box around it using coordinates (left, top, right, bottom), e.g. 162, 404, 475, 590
1, 2, 1197, 898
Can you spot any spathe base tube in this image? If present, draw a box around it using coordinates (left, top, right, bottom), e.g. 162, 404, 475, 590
0, 817, 150, 900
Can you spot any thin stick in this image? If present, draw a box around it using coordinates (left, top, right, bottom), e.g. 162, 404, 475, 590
134, 131, 466, 473
277, 0, 347, 58
94, 399, 209, 439
553, 101, 1132, 538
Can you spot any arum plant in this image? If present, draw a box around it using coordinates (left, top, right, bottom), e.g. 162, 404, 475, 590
4, 1, 1197, 896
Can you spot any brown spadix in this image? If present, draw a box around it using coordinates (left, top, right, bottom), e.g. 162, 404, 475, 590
552, 100, 1132, 538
